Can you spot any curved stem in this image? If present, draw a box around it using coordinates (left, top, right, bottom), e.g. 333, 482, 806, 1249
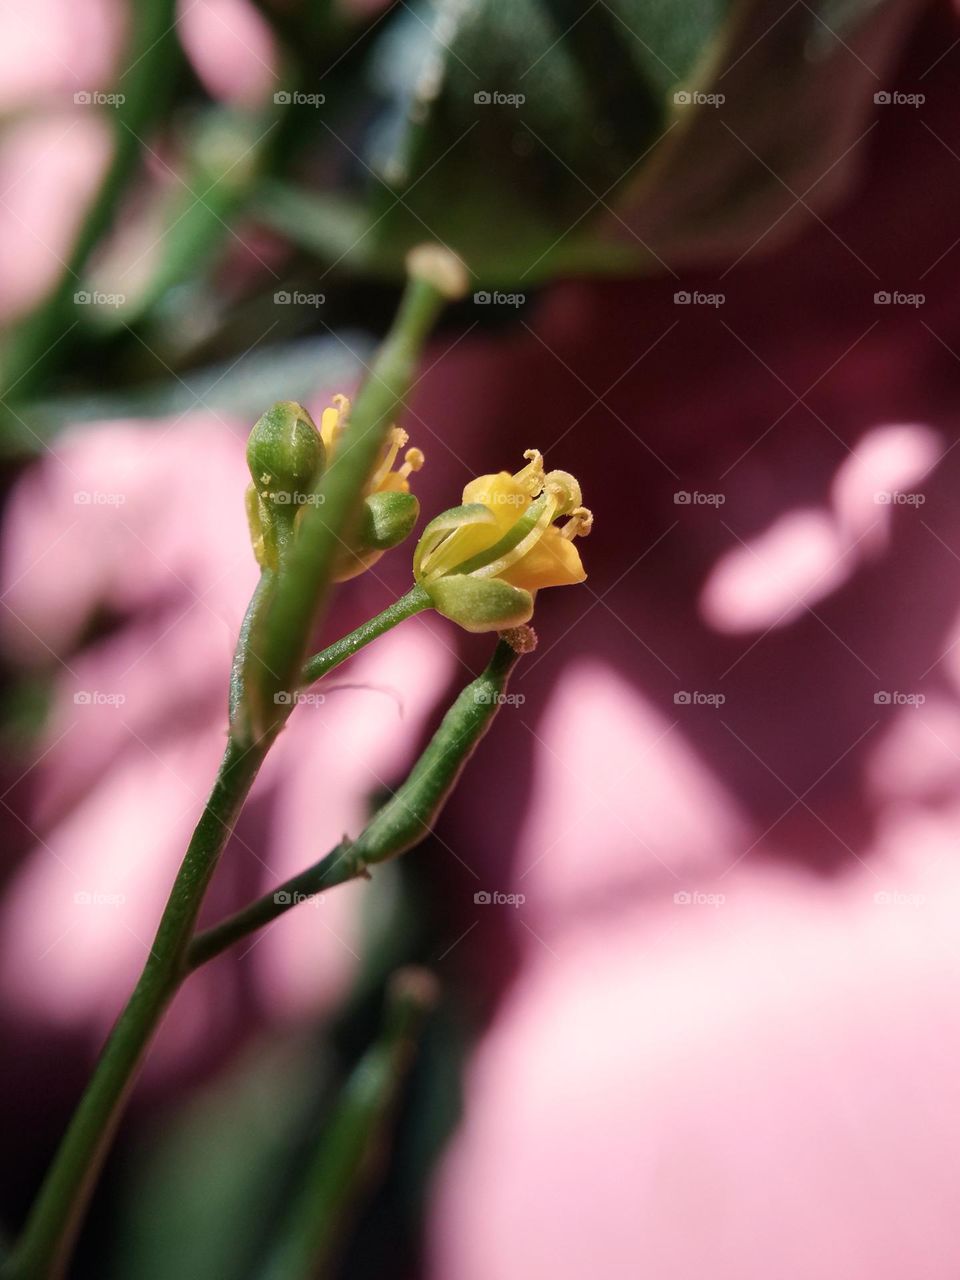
262, 969, 436, 1280
186, 840, 356, 970
2, 0, 181, 407
1, 736, 267, 1280
3, 260, 454, 1280
188, 636, 523, 970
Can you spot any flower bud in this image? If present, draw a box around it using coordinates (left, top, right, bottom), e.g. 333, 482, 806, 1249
335, 490, 421, 582
247, 401, 324, 505
246, 401, 324, 570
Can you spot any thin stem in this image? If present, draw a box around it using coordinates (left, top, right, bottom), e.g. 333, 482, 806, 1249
299, 584, 430, 687
1, 590, 435, 1278
2, 736, 267, 1280
186, 839, 356, 971
188, 636, 524, 970
2, 0, 181, 407
4, 254, 458, 1277
248, 273, 450, 732
262, 968, 437, 1280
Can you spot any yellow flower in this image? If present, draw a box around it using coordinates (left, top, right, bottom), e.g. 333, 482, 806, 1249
320, 394, 425, 581
413, 450, 592, 632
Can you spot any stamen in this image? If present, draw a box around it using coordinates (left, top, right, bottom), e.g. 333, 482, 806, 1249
370, 427, 408, 491
513, 449, 545, 496
543, 470, 581, 515
471, 489, 559, 581
561, 506, 593, 540
399, 446, 425, 480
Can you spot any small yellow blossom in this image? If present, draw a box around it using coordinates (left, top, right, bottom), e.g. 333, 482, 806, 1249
413, 450, 592, 632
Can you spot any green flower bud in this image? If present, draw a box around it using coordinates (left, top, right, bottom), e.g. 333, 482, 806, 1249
246, 401, 324, 570
335, 491, 421, 583
247, 400, 324, 503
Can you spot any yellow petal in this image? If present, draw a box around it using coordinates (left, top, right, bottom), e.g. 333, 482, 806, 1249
500, 524, 586, 591
425, 472, 525, 570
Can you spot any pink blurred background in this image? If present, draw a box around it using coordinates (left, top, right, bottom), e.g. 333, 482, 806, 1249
3, 0, 960, 1276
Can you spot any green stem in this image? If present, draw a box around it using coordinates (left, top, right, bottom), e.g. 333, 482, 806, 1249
2, 0, 181, 406
299, 584, 429, 686
249, 272, 450, 731
262, 968, 437, 1280
2, 591, 435, 1278
4, 253, 458, 1277
1, 736, 267, 1280
188, 636, 523, 970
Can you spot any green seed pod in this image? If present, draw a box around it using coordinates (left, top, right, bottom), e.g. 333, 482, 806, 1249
350, 634, 526, 864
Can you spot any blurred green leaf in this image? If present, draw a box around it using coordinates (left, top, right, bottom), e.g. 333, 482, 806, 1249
2, 336, 372, 457
291, 0, 917, 283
